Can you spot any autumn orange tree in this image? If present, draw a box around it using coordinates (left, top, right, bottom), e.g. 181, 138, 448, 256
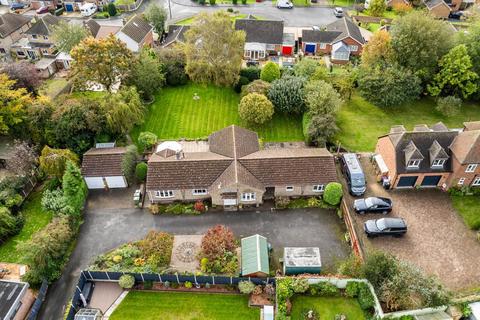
70, 35, 133, 92
361, 29, 392, 68
0, 73, 32, 134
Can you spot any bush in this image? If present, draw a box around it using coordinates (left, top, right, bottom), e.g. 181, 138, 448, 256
158, 47, 188, 86
137, 231, 174, 268
293, 58, 319, 79
308, 282, 339, 296
164, 280, 170, 288
194, 200, 206, 212
200, 225, 237, 274
241, 0, 247, 4
345, 281, 360, 298
268, 76, 306, 114
240, 67, 261, 82
107, 3, 117, 16
260, 62, 281, 82
238, 280, 256, 294
0, 207, 19, 242
357, 283, 375, 310
41, 188, 68, 213
138, 131, 158, 152
292, 278, 310, 293
304, 113, 338, 147
200, 257, 209, 272
62, 161, 88, 215
232, 0, 238, 4
241, 79, 271, 98
323, 182, 343, 206
234, 76, 250, 93
209, 0, 216, 4
199, 0, 206, 5
121, 145, 138, 184
253, 285, 263, 295
135, 162, 148, 181
239, 93, 274, 125
39, 146, 79, 179
119, 274, 135, 289
184, 281, 193, 288
436, 96, 461, 117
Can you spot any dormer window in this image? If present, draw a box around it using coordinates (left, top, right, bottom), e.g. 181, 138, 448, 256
431, 159, 445, 168
407, 159, 421, 168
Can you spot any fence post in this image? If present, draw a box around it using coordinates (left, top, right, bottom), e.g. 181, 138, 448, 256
105, 271, 110, 280
176, 273, 180, 284
140, 273, 144, 282
158, 274, 162, 283
87, 270, 93, 280
194, 274, 198, 285
230, 276, 233, 285
81, 272, 87, 281
212, 276, 215, 285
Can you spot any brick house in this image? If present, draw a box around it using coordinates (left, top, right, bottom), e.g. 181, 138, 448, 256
115, 14, 153, 53
0, 13, 31, 61
423, 0, 451, 19
301, 17, 365, 64
146, 126, 337, 209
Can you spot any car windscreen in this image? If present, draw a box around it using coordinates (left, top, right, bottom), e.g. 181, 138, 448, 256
375, 219, 387, 231
351, 174, 365, 187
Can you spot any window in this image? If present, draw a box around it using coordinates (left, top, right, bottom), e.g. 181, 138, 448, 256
466, 164, 478, 173
458, 178, 465, 185
332, 51, 349, 60
472, 177, 480, 186
319, 43, 327, 49
245, 50, 250, 58
43, 36, 48, 40
192, 189, 207, 195
41, 48, 49, 54
348, 45, 358, 52
241, 192, 256, 201
155, 190, 174, 198
0, 48, 5, 54
407, 159, 421, 168
431, 159, 445, 167
286, 186, 294, 192
32, 34, 38, 39
16, 51, 25, 56
313, 185, 324, 192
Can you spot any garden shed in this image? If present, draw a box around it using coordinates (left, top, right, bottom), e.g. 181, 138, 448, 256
283, 247, 321, 275
81, 146, 128, 190
241, 234, 269, 277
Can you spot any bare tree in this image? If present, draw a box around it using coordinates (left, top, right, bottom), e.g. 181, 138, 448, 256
6, 140, 38, 186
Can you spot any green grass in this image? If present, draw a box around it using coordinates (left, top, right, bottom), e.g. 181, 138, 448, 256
0, 188, 53, 263
292, 0, 311, 7
115, 0, 135, 5
451, 195, 480, 230
109, 291, 258, 320
131, 83, 303, 142
39, 78, 69, 99
335, 93, 480, 152
290, 296, 367, 320
328, 0, 354, 6
176, 13, 257, 25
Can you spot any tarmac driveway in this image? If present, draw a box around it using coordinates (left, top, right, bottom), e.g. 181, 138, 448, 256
345, 156, 480, 292
39, 189, 350, 320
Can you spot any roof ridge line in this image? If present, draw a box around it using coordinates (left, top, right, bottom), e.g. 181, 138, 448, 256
232, 126, 239, 185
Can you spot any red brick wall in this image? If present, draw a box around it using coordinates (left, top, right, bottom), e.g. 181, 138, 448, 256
341, 37, 363, 56
141, 30, 154, 48
447, 155, 480, 188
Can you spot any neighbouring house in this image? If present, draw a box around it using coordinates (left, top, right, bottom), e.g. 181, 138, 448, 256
301, 17, 365, 64
146, 125, 337, 209
241, 234, 269, 277
0, 280, 30, 320
161, 24, 190, 48
0, 13, 31, 61
386, 0, 410, 7
423, 0, 451, 19
30, 0, 58, 10
81, 146, 128, 189
283, 247, 322, 275
234, 18, 285, 61
115, 14, 153, 53
449, 0, 475, 10
85, 19, 122, 40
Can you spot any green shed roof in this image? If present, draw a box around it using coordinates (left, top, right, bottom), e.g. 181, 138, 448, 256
241, 234, 269, 276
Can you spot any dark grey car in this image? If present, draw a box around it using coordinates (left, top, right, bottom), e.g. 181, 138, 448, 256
354, 197, 392, 214
364, 217, 407, 238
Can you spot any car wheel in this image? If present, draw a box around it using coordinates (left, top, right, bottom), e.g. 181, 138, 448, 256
382, 210, 388, 215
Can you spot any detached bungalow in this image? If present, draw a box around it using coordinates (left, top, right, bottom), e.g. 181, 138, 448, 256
81, 147, 128, 189
115, 15, 153, 53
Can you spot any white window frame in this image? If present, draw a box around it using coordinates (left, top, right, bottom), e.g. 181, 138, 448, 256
155, 190, 174, 198
241, 192, 256, 202
319, 43, 327, 49
407, 159, 421, 168
16, 51, 25, 56
466, 164, 478, 173
348, 45, 358, 52
192, 189, 207, 196
431, 159, 446, 167
458, 178, 465, 185
313, 184, 325, 192
41, 48, 49, 54
472, 177, 480, 186
286, 186, 294, 192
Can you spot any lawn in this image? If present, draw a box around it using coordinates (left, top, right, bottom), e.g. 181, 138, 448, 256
290, 296, 367, 319
176, 13, 257, 25
109, 291, 259, 320
335, 93, 480, 152
328, 0, 354, 6
451, 195, 480, 230
292, 0, 311, 7
131, 83, 304, 142
39, 78, 69, 99
0, 188, 53, 263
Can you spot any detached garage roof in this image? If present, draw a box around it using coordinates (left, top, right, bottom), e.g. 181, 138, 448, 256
81, 147, 126, 177
241, 234, 269, 276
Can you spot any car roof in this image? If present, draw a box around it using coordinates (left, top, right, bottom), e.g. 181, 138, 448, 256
369, 197, 390, 205
379, 218, 406, 228
335, 7, 343, 10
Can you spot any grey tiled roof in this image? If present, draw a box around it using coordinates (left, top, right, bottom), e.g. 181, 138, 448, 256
81, 147, 127, 177
0, 13, 31, 38
119, 14, 152, 44
25, 14, 60, 36
234, 19, 284, 44
302, 30, 341, 43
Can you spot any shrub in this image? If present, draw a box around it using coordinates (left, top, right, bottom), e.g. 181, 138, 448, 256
239, 93, 274, 125
41, 188, 68, 213
268, 76, 306, 114
138, 131, 158, 152
107, 3, 117, 16
308, 282, 339, 296
199, 0, 206, 5
119, 274, 135, 289
238, 280, 256, 294
39, 146, 79, 179
393, 2, 412, 15
241, 0, 247, 4
264, 283, 275, 296
293, 58, 319, 78
369, 0, 386, 16
338, 254, 364, 278
0, 207, 19, 242
184, 281, 193, 288
234, 76, 250, 93
345, 281, 359, 298
200, 257, 209, 272
194, 200, 206, 212
304, 113, 338, 147
200, 225, 236, 262
164, 280, 170, 288
137, 231, 174, 268
292, 278, 310, 293
253, 285, 263, 295
323, 182, 343, 206
241, 79, 271, 98
135, 162, 148, 181
112, 255, 123, 263
209, 0, 216, 4
157, 47, 188, 86
62, 161, 88, 215
260, 62, 281, 82
240, 67, 261, 82
121, 145, 138, 184
436, 96, 461, 117
227, 7, 234, 11
357, 283, 375, 310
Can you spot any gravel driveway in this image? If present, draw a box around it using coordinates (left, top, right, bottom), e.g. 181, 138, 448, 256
39, 189, 350, 320
345, 156, 480, 291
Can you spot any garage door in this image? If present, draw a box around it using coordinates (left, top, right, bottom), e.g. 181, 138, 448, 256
105, 176, 127, 188
85, 177, 105, 189
65, 3, 74, 11
282, 46, 293, 55
421, 175, 441, 187
397, 176, 418, 188
305, 44, 316, 54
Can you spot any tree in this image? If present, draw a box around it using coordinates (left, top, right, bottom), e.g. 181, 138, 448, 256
331, 72, 356, 101
144, 3, 167, 35
460, 20, 480, 76
122, 145, 138, 184
304, 113, 339, 146
0, 74, 32, 134
357, 66, 421, 107
304, 80, 342, 116
135, 162, 148, 181
51, 20, 90, 54
436, 96, 462, 117
6, 141, 37, 185
128, 49, 165, 100
427, 44, 478, 98
62, 161, 87, 214
70, 35, 133, 92
0, 207, 19, 242
293, 58, 320, 79
184, 11, 245, 86
361, 30, 392, 68
138, 131, 158, 152
100, 87, 145, 136
267, 76, 306, 113
240, 79, 271, 98
240, 67, 261, 82
200, 225, 236, 263
107, 3, 117, 17
39, 146, 79, 179
323, 182, 343, 206
0, 62, 41, 93
238, 93, 274, 125
260, 61, 281, 82
390, 11, 454, 82
157, 47, 188, 86
369, 0, 387, 17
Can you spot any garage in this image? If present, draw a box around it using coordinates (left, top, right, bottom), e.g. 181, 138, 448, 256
421, 175, 442, 187
282, 46, 293, 56
305, 43, 316, 54
105, 176, 128, 188
81, 146, 129, 190
397, 176, 418, 188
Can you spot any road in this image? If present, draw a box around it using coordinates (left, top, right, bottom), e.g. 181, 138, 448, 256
38, 189, 349, 320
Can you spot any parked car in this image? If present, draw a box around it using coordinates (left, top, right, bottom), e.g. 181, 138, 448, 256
334, 7, 344, 17
10, 2, 26, 10
364, 217, 407, 238
340, 153, 366, 196
354, 197, 392, 214
277, 0, 293, 8
36, 6, 49, 14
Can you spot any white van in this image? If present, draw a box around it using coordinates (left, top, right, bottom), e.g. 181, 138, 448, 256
80, 3, 97, 16
277, 0, 293, 8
